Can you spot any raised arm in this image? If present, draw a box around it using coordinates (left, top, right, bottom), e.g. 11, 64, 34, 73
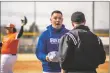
17, 26, 24, 38
17, 16, 27, 39
0, 41, 2, 47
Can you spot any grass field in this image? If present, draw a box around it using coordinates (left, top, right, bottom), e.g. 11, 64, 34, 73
13, 54, 109, 73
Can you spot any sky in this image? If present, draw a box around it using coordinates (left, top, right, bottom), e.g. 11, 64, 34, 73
1, 2, 34, 30
1, 2, 109, 31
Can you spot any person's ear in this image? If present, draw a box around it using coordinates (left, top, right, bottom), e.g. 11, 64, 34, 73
50, 18, 52, 23
72, 22, 74, 27
50, 18, 52, 21
62, 18, 63, 22
84, 20, 86, 25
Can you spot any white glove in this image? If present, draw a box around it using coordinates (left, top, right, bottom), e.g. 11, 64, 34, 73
47, 51, 59, 62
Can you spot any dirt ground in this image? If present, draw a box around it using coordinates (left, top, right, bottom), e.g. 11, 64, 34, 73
14, 61, 108, 73
13, 54, 109, 73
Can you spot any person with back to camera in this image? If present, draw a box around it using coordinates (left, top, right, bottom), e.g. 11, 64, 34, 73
36, 10, 69, 73
58, 11, 106, 73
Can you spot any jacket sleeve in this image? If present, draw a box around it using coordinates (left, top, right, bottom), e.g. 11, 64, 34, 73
17, 26, 24, 39
98, 38, 106, 64
0, 42, 2, 47
59, 35, 68, 63
58, 34, 75, 67
35, 34, 47, 62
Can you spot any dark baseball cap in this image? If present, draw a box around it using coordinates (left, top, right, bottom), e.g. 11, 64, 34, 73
71, 11, 85, 23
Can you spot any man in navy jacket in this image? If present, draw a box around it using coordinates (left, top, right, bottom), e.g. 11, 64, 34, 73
36, 10, 69, 73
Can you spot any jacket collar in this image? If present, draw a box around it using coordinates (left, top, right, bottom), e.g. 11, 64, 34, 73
74, 25, 90, 31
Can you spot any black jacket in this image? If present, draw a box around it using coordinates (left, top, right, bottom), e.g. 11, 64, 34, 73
59, 25, 106, 71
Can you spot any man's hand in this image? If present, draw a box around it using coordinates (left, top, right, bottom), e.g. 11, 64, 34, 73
21, 16, 27, 26
61, 69, 66, 73
46, 56, 51, 62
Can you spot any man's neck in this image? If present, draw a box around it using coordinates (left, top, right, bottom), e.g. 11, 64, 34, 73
52, 24, 62, 29
74, 23, 85, 28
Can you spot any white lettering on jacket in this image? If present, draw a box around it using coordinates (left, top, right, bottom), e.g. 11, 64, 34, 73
50, 38, 60, 44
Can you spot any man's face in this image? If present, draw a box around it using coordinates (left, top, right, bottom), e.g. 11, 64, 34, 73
5, 27, 13, 34
50, 13, 63, 29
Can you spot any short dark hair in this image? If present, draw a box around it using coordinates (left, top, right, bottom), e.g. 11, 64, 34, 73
13, 28, 17, 33
51, 10, 62, 16
71, 11, 85, 23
